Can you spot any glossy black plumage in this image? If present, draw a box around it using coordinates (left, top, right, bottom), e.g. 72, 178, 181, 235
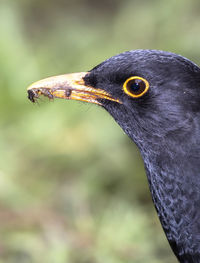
83, 50, 200, 263
27, 49, 200, 262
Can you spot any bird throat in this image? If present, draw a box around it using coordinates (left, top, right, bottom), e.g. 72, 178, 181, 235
107, 106, 200, 262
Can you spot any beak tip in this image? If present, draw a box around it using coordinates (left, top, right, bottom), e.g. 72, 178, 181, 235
27, 89, 36, 103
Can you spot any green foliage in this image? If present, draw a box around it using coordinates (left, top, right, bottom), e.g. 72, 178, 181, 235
1, 0, 199, 262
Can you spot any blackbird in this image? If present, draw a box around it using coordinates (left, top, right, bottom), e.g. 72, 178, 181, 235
27, 50, 200, 263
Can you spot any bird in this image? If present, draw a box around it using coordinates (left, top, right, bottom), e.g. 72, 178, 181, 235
27, 49, 200, 263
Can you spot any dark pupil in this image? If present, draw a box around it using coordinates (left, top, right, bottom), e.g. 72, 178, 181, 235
128, 79, 145, 94
130, 82, 140, 92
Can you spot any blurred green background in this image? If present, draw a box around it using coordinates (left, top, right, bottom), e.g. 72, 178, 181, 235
1, 0, 200, 262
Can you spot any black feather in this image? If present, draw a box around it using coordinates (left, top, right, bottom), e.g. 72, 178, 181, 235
84, 50, 200, 262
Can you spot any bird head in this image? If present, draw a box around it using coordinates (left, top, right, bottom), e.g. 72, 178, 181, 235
27, 50, 200, 152
27, 50, 200, 260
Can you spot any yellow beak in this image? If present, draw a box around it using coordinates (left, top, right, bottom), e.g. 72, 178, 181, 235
27, 72, 120, 105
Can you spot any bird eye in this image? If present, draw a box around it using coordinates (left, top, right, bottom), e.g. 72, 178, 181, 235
123, 76, 149, 98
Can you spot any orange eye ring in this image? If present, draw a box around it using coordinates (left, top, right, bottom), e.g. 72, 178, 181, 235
123, 76, 149, 98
